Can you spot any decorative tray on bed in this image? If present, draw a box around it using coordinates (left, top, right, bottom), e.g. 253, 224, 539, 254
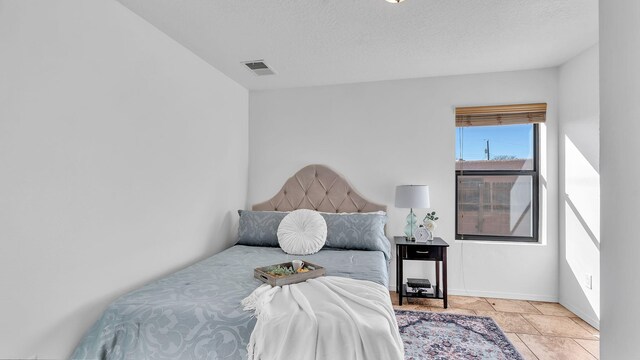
254, 261, 325, 287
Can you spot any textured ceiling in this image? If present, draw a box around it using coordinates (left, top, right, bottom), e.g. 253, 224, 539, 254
117, 0, 598, 90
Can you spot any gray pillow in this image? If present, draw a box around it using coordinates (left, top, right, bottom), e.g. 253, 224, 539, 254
320, 212, 390, 260
237, 210, 287, 247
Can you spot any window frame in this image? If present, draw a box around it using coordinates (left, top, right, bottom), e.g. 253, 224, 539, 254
455, 124, 540, 242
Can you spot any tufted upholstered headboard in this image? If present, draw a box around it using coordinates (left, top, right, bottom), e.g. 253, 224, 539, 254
252, 165, 387, 213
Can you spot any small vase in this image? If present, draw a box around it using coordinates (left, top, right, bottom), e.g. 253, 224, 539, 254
423, 219, 436, 239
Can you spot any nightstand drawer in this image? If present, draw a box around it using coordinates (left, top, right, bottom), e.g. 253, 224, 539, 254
404, 246, 442, 260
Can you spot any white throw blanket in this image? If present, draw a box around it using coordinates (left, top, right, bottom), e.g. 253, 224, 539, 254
242, 276, 404, 360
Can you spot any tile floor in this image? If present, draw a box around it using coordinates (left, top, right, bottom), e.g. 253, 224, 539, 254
390, 292, 600, 359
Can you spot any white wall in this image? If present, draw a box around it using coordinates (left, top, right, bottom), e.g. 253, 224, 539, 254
600, 1, 640, 358
0, 1, 248, 358
558, 44, 600, 328
249, 68, 559, 301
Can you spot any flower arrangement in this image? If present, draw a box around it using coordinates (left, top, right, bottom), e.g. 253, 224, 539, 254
266, 264, 310, 277
423, 211, 439, 232
267, 265, 295, 277
424, 211, 439, 222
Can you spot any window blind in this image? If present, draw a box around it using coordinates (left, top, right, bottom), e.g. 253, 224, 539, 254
456, 103, 547, 127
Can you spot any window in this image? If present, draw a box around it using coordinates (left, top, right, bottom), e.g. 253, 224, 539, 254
455, 104, 545, 242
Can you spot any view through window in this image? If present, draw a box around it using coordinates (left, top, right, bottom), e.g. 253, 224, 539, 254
456, 124, 538, 241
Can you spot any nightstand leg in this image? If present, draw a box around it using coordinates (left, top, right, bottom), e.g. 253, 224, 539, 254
443, 248, 448, 309
396, 246, 402, 306
398, 247, 403, 306
435, 260, 440, 303
399, 267, 403, 306
396, 245, 400, 294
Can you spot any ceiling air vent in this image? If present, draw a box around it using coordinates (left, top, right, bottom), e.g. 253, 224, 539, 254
242, 60, 275, 76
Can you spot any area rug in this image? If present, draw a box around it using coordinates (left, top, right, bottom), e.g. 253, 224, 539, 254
396, 310, 524, 360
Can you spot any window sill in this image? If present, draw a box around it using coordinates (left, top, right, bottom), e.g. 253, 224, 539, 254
454, 239, 544, 246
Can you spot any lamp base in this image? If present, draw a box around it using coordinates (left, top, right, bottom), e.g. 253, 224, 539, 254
403, 208, 417, 241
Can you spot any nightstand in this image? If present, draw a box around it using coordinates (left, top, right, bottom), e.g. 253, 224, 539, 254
395, 236, 449, 308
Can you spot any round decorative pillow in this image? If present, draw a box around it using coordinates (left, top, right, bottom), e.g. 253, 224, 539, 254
277, 209, 327, 255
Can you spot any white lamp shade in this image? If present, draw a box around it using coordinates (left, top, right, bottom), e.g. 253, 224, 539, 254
395, 185, 430, 209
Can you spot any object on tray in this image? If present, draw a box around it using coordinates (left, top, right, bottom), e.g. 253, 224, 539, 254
292, 259, 304, 272
254, 261, 325, 286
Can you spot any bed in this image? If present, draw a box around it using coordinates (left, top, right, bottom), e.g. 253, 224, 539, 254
72, 165, 390, 360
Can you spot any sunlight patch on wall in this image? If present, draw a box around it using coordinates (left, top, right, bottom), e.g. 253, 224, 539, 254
565, 135, 600, 242
564, 134, 600, 319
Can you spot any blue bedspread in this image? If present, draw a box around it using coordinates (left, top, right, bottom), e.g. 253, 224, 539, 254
71, 245, 388, 360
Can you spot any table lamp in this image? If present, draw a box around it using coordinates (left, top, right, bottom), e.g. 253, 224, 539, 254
395, 185, 430, 240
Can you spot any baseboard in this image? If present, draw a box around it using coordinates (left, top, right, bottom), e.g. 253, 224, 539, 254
447, 288, 559, 302
389, 285, 557, 303
560, 302, 600, 330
